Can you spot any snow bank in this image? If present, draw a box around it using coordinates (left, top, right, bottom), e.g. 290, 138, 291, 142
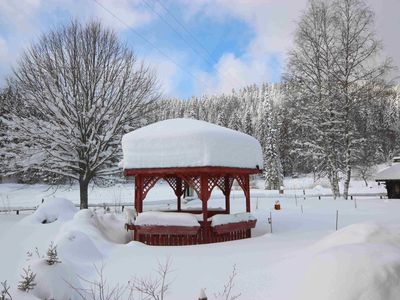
135, 211, 200, 227
14, 259, 82, 300
312, 223, 400, 252
211, 212, 256, 227
54, 209, 130, 268
60, 209, 130, 245
21, 198, 77, 224
122, 118, 263, 170
299, 223, 400, 300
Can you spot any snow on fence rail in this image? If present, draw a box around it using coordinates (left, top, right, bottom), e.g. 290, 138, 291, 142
0, 192, 388, 215
256, 192, 387, 199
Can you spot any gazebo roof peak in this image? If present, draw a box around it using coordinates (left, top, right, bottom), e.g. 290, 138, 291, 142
122, 118, 263, 170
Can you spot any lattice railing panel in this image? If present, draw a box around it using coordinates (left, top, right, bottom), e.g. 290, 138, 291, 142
164, 176, 185, 196
216, 176, 234, 195
180, 175, 201, 197
234, 175, 249, 198
207, 176, 220, 193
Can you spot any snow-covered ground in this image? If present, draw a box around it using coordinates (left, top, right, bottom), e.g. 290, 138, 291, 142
0, 178, 399, 299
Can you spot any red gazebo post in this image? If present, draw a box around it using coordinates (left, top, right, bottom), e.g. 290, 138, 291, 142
224, 175, 231, 214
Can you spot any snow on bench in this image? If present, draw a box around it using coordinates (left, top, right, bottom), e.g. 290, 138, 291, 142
135, 211, 200, 227
210, 212, 257, 227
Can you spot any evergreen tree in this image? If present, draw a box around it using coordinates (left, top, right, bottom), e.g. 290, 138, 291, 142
18, 266, 36, 292
228, 112, 242, 131
46, 242, 61, 265
244, 109, 253, 136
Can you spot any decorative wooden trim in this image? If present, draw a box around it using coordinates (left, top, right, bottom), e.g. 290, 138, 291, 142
125, 166, 261, 176
142, 176, 162, 200
132, 225, 200, 236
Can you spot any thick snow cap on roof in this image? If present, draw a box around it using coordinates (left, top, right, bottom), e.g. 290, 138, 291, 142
122, 118, 263, 170
375, 163, 400, 181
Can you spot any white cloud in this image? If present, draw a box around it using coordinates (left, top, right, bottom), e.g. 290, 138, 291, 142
0, 0, 155, 86
180, 0, 308, 94
196, 52, 270, 94
0, 37, 8, 63
149, 56, 179, 97
184, 0, 399, 94
93, 0, 153, 31
0, 0, 42, 32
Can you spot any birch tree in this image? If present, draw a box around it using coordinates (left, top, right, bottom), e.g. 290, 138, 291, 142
331, 0, 393, 199
285, 0, 393, 198
1, 21, 158, 208
285, 0, 342, 198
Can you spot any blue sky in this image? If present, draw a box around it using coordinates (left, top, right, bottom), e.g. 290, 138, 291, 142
0, 0, 398, 98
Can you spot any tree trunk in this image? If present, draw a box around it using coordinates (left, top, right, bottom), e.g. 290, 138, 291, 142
343, 140, 351, 199
79, 179, 89, 209
328, 158, 340, 199
343, 165, 351, 200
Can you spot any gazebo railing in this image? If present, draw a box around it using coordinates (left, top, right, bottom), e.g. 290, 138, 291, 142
126, 220, 256, 246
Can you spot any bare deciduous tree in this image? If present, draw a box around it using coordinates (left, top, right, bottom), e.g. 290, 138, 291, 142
285, 0, 393, 198
70, 264, 128, 300
129, 258, 172, 300
214, 265, 241, 300
2, 20, 159, 208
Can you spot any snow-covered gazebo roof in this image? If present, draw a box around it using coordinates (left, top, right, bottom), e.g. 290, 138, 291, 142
375, 164, 400, 181
122, 118, 263, 170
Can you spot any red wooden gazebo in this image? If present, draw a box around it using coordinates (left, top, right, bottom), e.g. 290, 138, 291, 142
122, 118, 263, 246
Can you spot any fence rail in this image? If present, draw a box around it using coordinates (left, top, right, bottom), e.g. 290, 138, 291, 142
0, 192, 388, 215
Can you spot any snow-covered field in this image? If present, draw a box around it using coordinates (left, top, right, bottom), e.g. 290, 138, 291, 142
0, 178, 399, 299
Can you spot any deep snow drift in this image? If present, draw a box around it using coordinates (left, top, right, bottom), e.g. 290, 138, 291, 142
0, 180, 399, 299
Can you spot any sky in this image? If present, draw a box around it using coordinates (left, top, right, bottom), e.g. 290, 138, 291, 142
0, 0, 399, 99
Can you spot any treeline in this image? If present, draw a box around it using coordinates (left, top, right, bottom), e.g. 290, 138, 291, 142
1, 0, 399, 202
147, 82, 400, 189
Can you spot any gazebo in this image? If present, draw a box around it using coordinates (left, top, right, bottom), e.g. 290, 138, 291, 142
122, 118, 263, 245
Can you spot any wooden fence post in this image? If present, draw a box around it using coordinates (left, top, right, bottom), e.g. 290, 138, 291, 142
199, 288, 207, 300
336, 210, 339, 231
268, 211, 273, 234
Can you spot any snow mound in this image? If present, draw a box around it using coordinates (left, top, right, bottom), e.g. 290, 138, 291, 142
19, 259, 82, 300
21, 198, 77, 224
55, 230, 104, 264
61, 209, 130, 245
135, 211, 200, 227
52, 209, 130, 276
211, 213, 256, 226
312, 223, 400, 252
122, 118, 263, 170
299, 223, 400, 300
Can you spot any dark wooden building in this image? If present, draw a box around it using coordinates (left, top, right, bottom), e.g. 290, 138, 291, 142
375, 163, 400, 199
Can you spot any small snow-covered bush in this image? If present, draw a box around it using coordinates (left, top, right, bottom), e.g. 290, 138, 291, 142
18, 266, 36, 293
46, 242, 61, 265
1, 280, 12, 300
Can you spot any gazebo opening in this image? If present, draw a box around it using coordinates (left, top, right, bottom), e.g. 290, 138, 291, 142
122, 118, 263, 245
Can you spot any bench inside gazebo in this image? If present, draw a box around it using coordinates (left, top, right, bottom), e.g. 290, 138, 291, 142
122, 118, 263, 246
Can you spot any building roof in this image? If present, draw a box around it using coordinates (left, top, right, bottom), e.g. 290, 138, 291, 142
122, 118, 263, 170
375, 164, 400, 181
